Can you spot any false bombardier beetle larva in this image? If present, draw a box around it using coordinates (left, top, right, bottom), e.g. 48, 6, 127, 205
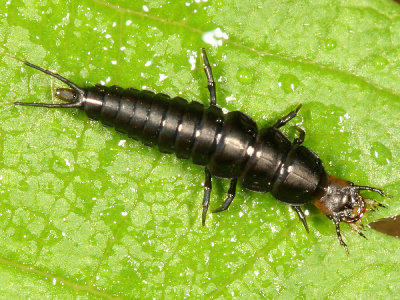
9, 49, 391, 253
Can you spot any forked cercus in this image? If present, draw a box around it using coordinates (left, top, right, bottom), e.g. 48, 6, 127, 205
6, 49, 391, 253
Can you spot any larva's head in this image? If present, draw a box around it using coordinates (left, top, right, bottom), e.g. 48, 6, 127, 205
315, 177, 365, 223
314, 176, 390, 251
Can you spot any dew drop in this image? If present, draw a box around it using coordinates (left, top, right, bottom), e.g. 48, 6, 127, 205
236, 67, 254, 84
372, 56, 388, 69
325, 39, 337, 50
278, 74, 300, 94
370, 142, 392, 165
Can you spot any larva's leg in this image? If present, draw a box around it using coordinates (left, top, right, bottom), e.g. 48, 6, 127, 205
273, 104, 302, 128
291, 205, 309, 233
334, 219, 349, 255
202, 167, 212, 226
213, 178, 238, 213
201, 48, 217, 106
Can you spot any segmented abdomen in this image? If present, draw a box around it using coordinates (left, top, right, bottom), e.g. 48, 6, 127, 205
81, 86, 325, 201
82, 87, 260, 179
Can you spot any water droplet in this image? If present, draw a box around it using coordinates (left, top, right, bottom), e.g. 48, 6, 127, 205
372, 56, 388, 69
370, 142, 392, 165
278, 74, 300, 93
236, 67, 253, 84
325, 39, 337, 50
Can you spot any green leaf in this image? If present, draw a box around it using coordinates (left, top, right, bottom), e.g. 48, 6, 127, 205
0, 0, 400, 298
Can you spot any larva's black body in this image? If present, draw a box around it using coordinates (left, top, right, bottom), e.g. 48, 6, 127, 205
13, 50, 390, 252
84, 86, 326, 205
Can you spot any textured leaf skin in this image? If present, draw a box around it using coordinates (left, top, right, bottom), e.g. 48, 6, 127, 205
0, 0, 400, 298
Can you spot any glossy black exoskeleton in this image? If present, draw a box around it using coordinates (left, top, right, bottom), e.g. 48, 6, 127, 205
11, 49, 391, 253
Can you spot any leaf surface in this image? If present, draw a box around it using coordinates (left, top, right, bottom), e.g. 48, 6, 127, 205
0, 0, 400, 298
